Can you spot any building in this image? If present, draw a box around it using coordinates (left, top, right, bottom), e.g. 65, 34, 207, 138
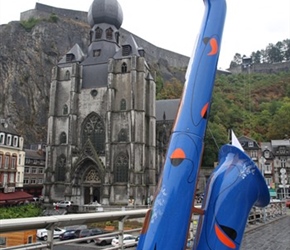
43, 0, 156, 206
23, 145, 45, 198
0, 119, 32, 205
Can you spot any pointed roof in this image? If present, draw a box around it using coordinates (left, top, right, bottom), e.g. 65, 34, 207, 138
58, 44, 84, 64
113, 34, 142, 59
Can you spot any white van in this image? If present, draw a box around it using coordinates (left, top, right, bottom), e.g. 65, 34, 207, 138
36, 227, 66, 241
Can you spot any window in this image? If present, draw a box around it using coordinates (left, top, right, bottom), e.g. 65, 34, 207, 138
38, 179, 43, 184
25, 158, 31, 164
120, 99, 126, 110
250, 150, 257, 158
56, 154, 66, 182
39, 168, 44, 174
31, 167, 37, 174
279, 146, 286, 154
82, 113, 105, 155
118, 129, 128, 142
23, 179, 29, 184
0, 133, 4, 144
65, 70, 70, 80
11, 156, 17, 169
248, 141, 254, 147
4, 155, 9, 169
7, 134, 12, 146
30, 179, 37, 184
93, 49, 101, 57
9, 173, 15, 183
3, 173, 8, 186
17, 172, 20, 182
114, 153, 129, 182
60, 132, 67, 144
95, 27, 103, 39
281, 158, 286, 168
66, 53, 75, 62
121, 62, 127, 73
13, 136, 18, 147
63, 104, 68, 115
122, 45, 131, 56
25, 167, 30, 174
106, 27, 113, 40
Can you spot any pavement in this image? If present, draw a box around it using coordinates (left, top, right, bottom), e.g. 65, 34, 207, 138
241, 210, 290, 250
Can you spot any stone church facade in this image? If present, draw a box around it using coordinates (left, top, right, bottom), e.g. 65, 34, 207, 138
43, 0, 156, 206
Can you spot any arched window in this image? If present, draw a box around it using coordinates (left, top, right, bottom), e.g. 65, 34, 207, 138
65, 70, 70, 80
121, 62, 127, 73
120, 99, 126, 110
118, 129, 128, 142
106, 28, 113, 40
114, 153, 129, 182
82, 113, 105, 155
55, 154, 66, 182
63, 104, 68, 115
60, 132, 67, 144
95, 27, 103, 39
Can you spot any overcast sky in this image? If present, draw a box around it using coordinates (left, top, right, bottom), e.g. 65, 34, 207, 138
0, 0, 289, 69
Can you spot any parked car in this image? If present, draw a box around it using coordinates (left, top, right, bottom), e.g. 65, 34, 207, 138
111, 234, 137, 247
59, 230, 76, 241
94, 233, 117, 246
90, 228, 109, 236
53, 200, 73, 208
36, 227, 66, 241
74, 228, 93, 243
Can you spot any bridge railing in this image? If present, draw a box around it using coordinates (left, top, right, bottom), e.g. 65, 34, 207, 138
0, 201, 287, 250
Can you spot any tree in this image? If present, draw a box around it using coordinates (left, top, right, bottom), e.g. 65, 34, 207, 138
156, 78, 183, 100
267, 98, 290, 139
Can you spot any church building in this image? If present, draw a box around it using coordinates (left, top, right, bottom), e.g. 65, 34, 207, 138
43, 0, 157, 206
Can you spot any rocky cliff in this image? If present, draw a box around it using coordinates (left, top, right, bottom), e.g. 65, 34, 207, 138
0, 15, 189, 146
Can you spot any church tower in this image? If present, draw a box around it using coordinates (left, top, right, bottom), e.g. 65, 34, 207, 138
43, 0, 156, 206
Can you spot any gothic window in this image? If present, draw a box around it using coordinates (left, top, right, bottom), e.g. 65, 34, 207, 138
60, 132, 67, 144
121, 62, 127, 73
65, 70, 70, 80
55, 154, 66, 182
120, 99, 126, 110
114, 153, 128, 182
85, 169, 101, 182
82, 113, 105, 155
122, 45, 131, 56
89, 30, 93, 43
95, 27, 103, 39
118, 129, 128, 142
66, 53, 75, 62
63, 104, 68, 115
106, 28, 113, 40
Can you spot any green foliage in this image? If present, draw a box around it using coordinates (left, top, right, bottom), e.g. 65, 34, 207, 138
20, 18, 40, 31
0, 204, 42, 219
49, 13, 58, 23
156, 78, 183, 100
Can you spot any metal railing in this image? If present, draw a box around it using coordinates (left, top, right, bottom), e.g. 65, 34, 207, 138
0, 201, 287, 250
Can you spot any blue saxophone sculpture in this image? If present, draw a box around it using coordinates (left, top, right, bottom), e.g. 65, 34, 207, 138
137, 0, 227, 249
193, 144, 270, 250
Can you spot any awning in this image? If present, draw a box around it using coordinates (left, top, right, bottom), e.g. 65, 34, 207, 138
269, 188, 277, 197
0, 191, 33, 204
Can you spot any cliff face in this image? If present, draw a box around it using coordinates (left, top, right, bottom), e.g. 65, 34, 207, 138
0, 18, 91, 145
0, 16, 189, 146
